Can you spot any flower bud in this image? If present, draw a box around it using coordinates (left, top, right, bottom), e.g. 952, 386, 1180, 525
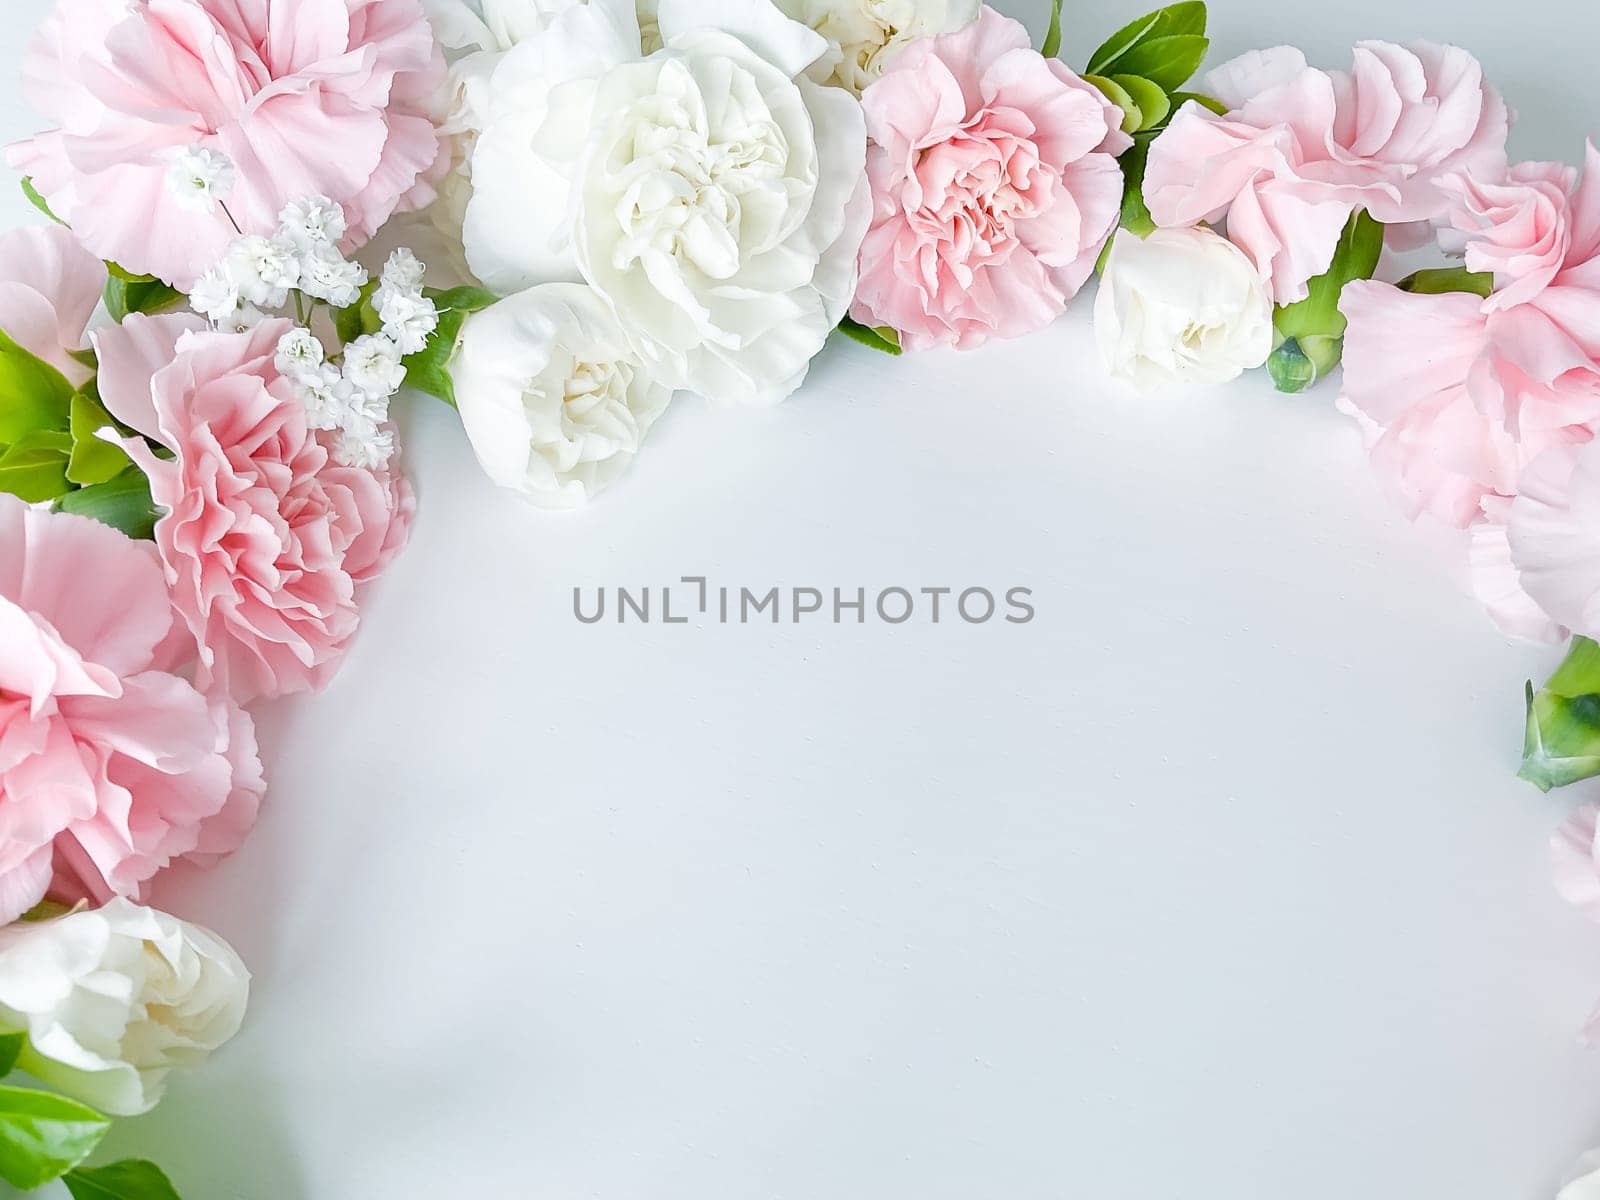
1521, 637, 1600, 792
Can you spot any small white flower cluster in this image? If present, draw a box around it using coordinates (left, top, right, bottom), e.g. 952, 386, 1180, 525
181, 188, 442, 472
189, 195, 368, 328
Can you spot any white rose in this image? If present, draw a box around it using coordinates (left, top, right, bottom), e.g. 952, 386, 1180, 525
0, 899, 249, 1117
1094, 226, 1274, 392
773, 0, 980, 94
453, 283, 671, 508
463, 0, 870, 404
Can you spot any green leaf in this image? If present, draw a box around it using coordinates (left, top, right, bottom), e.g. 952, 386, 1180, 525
1042, 0, 1063, 58
1397, 267, 1496, 298
334, 278, 384, 345
1269, 209, 1384, 393
104, 276, 183, 324
64, 1159, 183, 1200
1521, 638, 1600, 791
1084, 75, 1139, 129
1087, 2, 1207, 75
0, 431, 74, 503
67, 393, 132, 487
0, 1034, 23, 1079
1110, 73, 1171, 131
54, 468, 162, 540
835, 316, 902, 356
395, 288, 496, 408
0, 1085, 111, 1190
20, 178, 64, 226
1170, 89, 1228, 115
1109, 33, 1210, 93
0, 328, 74, 443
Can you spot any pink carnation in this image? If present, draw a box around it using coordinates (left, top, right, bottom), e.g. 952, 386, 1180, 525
850, 7, 1128, 351
6, 0, 446, 290
0, 494, 263, 925
0, 224, 104, 387
1443, 141, 1600, 315
1337, 283, 1600, 639
94, 315, 414, 702
1145, 43, 1508, 303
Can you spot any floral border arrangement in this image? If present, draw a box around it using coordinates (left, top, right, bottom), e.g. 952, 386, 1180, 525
1, 0, 1600, 1195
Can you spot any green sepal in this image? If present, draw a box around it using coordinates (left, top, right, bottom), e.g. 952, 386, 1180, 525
1520, 638, 1600, 791
1086, 2, 1206, 76
54, 468, 162, 540
1397, 267, 1496, 298
1041, 0, 1063, 58
1268, 209, 1384, 394
835, 316, 902, 356
104, 276, 183, 324
0, 328, 75, 443
0, 1034, 23, 1079
400, 286, 500, 408
67, 392, 132, 486
64, 1159, 184, 1200
20, 178, 64, 226
0, 431, 74, 502
0, 1085, 111, 1190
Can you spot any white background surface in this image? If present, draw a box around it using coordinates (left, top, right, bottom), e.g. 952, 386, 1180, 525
6, 1, 1600, 1197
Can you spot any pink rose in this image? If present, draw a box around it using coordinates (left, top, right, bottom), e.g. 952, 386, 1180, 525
94, 315, 414, 702
1145, 43, 1508, 303
850, 7, 1127, 351
0, 224, 104, 387
6, 0, 446, 290
0, 494, 263, 924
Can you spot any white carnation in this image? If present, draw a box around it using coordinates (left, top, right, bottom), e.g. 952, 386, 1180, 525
0, 899, 248, 1117
463, 0, 870, 404
773, 0, 980, 93
452, 282, 671, 508
1094, 226, 1274, 392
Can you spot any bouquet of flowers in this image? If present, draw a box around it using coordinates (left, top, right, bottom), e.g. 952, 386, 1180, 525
0, 0, 1598, 1192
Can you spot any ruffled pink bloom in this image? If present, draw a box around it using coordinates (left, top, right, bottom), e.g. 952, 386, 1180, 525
1145, 43, 1508, 303
1553, 803, 1600, 1040
1507, 440, 1600, 637
851, 7, 1128, 351
0, 494, 263, 925
6, 0, 446, 290
0, 225, 105, 387
1338, 283, 1600, 526
1337, 278, 1600, 639
94, 315, 414, 702
1443, 141, 1600, 315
